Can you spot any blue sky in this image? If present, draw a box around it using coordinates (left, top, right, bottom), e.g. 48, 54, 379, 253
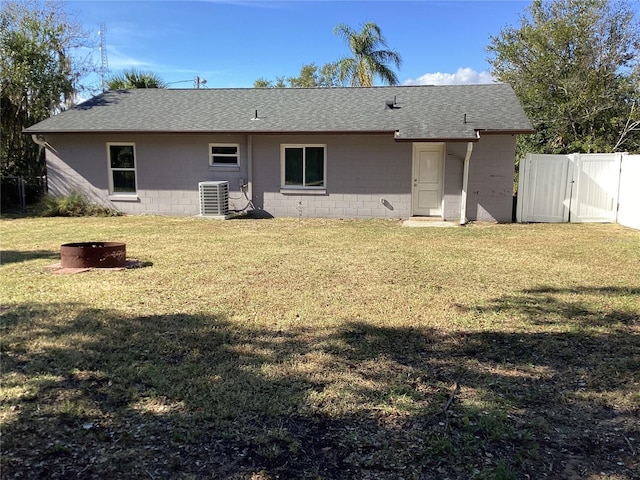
69, 0, 532, 94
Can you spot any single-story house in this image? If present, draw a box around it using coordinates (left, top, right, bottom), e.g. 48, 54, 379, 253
25, 84, 533, 222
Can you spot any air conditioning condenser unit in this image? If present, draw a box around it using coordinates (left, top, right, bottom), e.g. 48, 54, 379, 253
198, 181, 230, 219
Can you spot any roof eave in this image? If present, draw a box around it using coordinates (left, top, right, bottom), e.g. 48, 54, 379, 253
23, 128, 398, 136
24, 128, 536, 138
476, 128, 536, 135
393, 137, 481, 143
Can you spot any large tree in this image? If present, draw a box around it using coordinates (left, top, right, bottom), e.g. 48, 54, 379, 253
254, 22, 401, 88
106, 69, 167, 90
487, 0, 640, 154
288, 62, 340, 88
333, 22, 402, 87
253, 76, 287, 89
0, 0, 90, 195
254, 63, 340, 89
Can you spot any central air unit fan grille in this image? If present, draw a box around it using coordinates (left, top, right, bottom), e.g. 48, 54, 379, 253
198, 181, 229, 217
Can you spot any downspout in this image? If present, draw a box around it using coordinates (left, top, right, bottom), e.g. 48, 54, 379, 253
31, 134, 47, 148
460, 138, 475, 225
30, 133, 51, 200
31, 134, 49, 198
247, 134, 253, 204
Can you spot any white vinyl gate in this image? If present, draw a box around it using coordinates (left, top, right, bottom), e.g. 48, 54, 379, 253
516, 154, 573, 223
517, 153, 629, 224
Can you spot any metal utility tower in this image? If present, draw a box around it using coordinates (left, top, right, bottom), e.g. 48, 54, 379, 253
194, 76, 207, 89
98, 23, 109, 92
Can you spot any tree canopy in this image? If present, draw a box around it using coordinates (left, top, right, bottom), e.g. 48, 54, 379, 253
254, 63, 340, 89
254, 22, 401, 88
1, 0, 91, 189
288, 63, 340, 88
333, 22, 402, 87
487, 0, 640, 154
106, 69, 167, 90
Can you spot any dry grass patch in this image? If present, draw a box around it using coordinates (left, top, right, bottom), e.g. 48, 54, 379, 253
1, 217, 639, 479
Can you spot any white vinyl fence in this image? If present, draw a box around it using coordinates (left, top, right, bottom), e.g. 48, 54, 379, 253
517, 153, 639, 229
617, 155, 640, 229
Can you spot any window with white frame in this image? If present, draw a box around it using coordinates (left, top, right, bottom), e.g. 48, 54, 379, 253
107, 143, 137, 194
209, 143, 239, 166
281, 144, 326, 188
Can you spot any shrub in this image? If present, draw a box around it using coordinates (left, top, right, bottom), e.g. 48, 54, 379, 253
37, 193, 123, 217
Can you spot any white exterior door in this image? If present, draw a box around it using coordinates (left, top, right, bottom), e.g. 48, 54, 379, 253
412, 143, 444, 216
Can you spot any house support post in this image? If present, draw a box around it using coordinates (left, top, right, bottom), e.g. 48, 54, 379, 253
460, 141, 474, 225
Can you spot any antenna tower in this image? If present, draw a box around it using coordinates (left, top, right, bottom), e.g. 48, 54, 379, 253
98, 23, 109, 92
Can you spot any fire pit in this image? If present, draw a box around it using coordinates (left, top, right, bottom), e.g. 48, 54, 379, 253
60, 242, 127, 268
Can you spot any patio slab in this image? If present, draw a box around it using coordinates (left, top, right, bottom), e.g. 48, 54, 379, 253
402, 218, 459, 228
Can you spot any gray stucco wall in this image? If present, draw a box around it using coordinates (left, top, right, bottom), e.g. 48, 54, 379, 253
43, 132, 516, 222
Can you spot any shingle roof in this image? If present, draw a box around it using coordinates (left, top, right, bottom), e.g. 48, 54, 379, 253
25, 84, 533, 140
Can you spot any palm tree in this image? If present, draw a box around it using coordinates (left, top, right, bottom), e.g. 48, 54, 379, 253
333, 22, 402, 87
106, 69, 167, 90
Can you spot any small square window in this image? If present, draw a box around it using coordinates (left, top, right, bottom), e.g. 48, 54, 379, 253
209, 144, 239, 166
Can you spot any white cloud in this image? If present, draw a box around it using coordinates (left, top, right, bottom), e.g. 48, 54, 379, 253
403, 67, 496, 86
107, 46, 154, 70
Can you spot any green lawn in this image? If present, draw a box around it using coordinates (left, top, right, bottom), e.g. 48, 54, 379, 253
1, 217, 639, 479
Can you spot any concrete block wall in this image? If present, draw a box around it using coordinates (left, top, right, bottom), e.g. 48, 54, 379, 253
45, 133, 247, 216
44, 132, 516, 221
46, 135, 115, 207
441, 136, 517, 223
442, 143, 465, 222
252, 134, 412, 219
260, 192, 411, 218
466, 135, 517, 222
